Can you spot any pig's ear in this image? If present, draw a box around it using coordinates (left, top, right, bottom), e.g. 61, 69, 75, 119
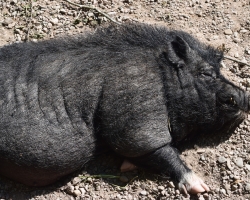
171, 36, 191, 60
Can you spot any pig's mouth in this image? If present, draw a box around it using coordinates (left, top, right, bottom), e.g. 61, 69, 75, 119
217, 109, 246, 135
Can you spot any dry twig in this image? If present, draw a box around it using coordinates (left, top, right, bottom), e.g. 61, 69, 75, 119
224, 55, 250, 67
64, 0, 121, 25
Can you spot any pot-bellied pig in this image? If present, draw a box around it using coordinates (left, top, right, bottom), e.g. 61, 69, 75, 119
0, 23, 249, 194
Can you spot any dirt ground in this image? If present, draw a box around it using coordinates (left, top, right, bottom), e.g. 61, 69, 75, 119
0, 0, 250, 199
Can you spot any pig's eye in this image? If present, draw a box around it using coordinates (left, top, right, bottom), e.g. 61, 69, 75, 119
229, 97, 237, 106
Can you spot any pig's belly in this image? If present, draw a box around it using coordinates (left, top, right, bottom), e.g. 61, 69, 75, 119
0, 113, 96, 186
0, 101, 95, 185
0, 110, 95, 162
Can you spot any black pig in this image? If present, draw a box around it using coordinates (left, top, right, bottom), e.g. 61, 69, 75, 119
0, 23, 249, 194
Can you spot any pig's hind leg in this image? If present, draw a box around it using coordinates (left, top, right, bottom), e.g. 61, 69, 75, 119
127, 144, 209, 195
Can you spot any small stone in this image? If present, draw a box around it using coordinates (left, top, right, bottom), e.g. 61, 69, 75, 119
72, 177, 82, 185
197, 149, 205, 154
158, 186, 165, 191
240, 29, 248, 33
224, 29, 233, 35
119, 176, 129, 183
168, 181, 175, 188
226, 159, 234, 171
218, 156, 227, 163
245, 164, 250, 171
233, 175, 240, 180
73, 189, 82, 196
198, 195, 205, 200
200, 155, 206, 161
66, 185, 74, 194
60, 9, 66, 14
245, 183, 250, 191
235, 157, 244, 168
2, 18, 14, 26
140, 190, 147, 195
231, 184, 237, 191
50, 18, 59, 25
88, 12, 95, 17
234, 52, 239, 58
220, 188, 226, 195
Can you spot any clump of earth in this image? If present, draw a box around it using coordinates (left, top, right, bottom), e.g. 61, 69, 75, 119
0, 0, 249, 199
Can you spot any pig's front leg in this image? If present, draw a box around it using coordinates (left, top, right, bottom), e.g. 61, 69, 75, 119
126, 145, 209, 195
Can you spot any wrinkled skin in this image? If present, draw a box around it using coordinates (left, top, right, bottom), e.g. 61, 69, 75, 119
0, 23, 249, 194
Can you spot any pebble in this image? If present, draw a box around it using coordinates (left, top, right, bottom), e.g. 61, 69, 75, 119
2, 18, 13, 26
50, 18, 59, 25
220, 188, 226, 195
72, 177, 82, 185
218, 156, 227, 163
168, 181, 175, 188
73, 189, 82, 196
198, 195, 205, 200
140, 190, 147, 196
66, 185, 74, 194
245, 164, 250, 171
158, 186, 165, 191
200, 155, 206, 161
245, 183, 250, 191
231, 185, 237, 191
235, 157, 244, 168
197, 149, 206, 154
224, 29, 233, 35
234, 52, 239, 58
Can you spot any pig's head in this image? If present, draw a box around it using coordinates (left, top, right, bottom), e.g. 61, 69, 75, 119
161, 34, 249, 142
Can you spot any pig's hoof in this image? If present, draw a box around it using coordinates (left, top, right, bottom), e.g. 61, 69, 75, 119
178, 172, 210, 195
120, 159, 137, 172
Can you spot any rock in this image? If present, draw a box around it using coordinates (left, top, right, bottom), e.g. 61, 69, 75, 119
197, 149, 205, 154
227, 159, 234, 171
231, 185, 237, 191
60, 9, 66, 14
79, 188, 86, 195
245, 164, 250, 171
50, 18, 59, 25
235, 157, 244, 168
220, 188, 226, 195
234, 52, 239, 58
158, 186, 165, 191
200, 155, 206, 161
72, 177, 82, 185
2, 18, 14, 26
218, 156, 227, 163
140, 190, 147, 195
168, 181, 175, 188
73, 189, 82, 196
198, 195, 205, 200
66, 185, 74, 194
245, 183, 250, 191
224, 29, 233, 35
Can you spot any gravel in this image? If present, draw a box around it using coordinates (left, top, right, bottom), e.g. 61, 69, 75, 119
0, 0, 250, 199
